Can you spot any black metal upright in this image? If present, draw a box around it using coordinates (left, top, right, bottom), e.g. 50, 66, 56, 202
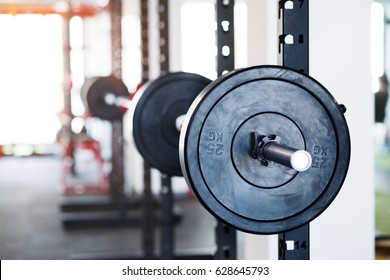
62, 15, 73, 146
111, 0, 122, 80
214, 0, 237, 260
216, 0, 235, 77
158, 0, 175, 259
159, 0, 170, 75
110, 0, 126, 218
160, 173, 174, 259
140, 0, 155, 259
141, 0, 150, 84
278, 0, 310, 260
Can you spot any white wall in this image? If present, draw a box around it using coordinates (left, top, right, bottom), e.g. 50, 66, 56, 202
243, 0, 375, 260
309, 0, 374, 260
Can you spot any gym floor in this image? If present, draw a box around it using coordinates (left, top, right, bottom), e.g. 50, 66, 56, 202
0, 156, 215, 260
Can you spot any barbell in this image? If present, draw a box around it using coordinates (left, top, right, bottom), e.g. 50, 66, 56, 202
82, 67, 350, 235
179, 65, 350, 234
81, 76, 130, 121
81, 73, 211, 177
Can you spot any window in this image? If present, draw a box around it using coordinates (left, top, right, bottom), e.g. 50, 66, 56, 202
0, 14, 63, 145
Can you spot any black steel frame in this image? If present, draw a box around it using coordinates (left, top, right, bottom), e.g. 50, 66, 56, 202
278, 0, 310, 260
214, 0, 237, 260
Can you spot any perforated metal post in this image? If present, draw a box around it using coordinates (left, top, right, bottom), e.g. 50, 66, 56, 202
141, 0, 150, 84
158, 0, 175, 259
278, 0, 310, 260
111, 0, 122, 79
62, 15, 77, 176
140, 0, 155, 259
215, 0, 237, 260
109, 0, 126, 217
278, 0, 309, 73
160, 173, 174, 259
217, 0, 235, 77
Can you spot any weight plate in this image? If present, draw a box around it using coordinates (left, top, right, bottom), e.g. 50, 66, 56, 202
81, 76, 129, 121
132, 72, 211, 176
179, 65, 350, 234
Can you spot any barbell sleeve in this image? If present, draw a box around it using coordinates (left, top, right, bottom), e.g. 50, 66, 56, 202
263, 142, 312, 172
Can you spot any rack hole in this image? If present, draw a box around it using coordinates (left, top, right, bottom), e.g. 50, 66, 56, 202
298, 34, 304, 44
222, 45, 230, 56
284, 34, 294, 44
221, 20, 230, 32
284, 0, 294, 9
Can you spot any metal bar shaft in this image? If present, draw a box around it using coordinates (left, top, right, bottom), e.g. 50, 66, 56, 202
263, 142, 312, 172
264, 142, 298, 168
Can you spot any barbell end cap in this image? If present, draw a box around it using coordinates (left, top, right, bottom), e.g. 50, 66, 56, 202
290, 150, 312, 172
